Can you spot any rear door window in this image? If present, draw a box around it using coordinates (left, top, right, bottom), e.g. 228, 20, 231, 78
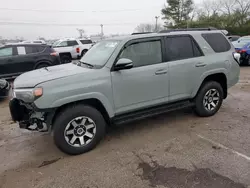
80, 40, 92, 44
17, 46, 26, 55
202, 33, 231, 53
165, 36, 202, 61
25, 46, 34, 54
67, 40, 78, 46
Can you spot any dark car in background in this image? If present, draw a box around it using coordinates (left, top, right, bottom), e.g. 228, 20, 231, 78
0, 79, 10, 100
0, 43, 60, 79
227, 35, 240, 42
234, 42, 250, 65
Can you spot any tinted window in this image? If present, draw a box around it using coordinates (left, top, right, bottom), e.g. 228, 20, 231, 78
0, 47, 13, 57
193, 41, 203, 57
25, 46, 34, 54
165, 36, 202, 61
80, 40, 92, 44
67, 40, 78, 46
25, 46, 45, 54
37, 46, 46, 52
119, 40, 162, 68
202, 33, 231, 53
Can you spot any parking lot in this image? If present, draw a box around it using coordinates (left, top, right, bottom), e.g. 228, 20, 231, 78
0, 67, 249, 188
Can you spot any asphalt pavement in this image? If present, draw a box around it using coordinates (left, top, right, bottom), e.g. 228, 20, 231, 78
0, 67, 250, 188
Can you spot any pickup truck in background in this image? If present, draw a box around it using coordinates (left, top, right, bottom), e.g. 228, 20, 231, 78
52, 38, 93, 63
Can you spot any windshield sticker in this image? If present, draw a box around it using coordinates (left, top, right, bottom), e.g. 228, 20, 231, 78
105, 42, 118, 48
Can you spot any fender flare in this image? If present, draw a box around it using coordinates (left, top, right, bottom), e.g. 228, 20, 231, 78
50, 92, 115, 118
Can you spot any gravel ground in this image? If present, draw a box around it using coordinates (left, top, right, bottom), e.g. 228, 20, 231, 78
0, 67, 250, 188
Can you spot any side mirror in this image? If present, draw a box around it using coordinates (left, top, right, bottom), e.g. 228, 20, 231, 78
114, 58, 133, 71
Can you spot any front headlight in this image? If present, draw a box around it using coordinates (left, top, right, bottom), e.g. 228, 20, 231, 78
13, 88, 43, 103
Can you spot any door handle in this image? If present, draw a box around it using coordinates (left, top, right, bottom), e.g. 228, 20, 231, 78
195, 62, 206, 67
155, 69, 168, 75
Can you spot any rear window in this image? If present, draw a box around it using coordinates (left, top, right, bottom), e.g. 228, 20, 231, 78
80, 40, 92, 44
202, 33, 231, 53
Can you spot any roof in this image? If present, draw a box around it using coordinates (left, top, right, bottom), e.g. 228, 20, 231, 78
4, 43, 48, 46
108, 30, 225, 41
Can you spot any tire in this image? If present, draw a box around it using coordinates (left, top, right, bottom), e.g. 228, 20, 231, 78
60, 55, 71, 64
81, 50, 88, 57
194, 81, 223, 117
53, 105, 106, 155
36, 63, 50, 69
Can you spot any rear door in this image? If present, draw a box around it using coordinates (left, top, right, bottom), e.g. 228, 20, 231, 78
165, 35, 205, 102
14, 45, 37, 73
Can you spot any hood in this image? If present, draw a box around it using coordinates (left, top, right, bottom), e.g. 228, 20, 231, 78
14, 63, 92, 88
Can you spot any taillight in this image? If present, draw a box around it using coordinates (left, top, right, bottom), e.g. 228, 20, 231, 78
50, 52, 57, 56
233, 52, 240, 64
76, 47, 80, 53
240, 49, 246, 53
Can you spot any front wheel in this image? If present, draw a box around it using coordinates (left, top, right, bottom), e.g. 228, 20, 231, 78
53, 105, 106, 155
194, 81, 223, 117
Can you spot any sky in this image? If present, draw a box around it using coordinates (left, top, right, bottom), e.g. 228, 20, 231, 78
0, 0, 201, 40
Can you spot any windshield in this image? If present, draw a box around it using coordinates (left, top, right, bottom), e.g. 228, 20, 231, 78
79, 40, 120, 68
52, 40, 61, 47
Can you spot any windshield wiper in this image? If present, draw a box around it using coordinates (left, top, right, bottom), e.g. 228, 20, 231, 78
78, 61, 94, 68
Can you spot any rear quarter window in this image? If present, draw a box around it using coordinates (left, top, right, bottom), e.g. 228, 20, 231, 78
202, 33, 231, 53
80, 40, 92, 44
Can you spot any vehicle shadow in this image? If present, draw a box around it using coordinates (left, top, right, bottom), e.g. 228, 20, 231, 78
105, 107, 195, 141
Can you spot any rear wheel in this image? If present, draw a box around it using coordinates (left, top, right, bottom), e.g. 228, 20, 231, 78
53, 105, 106, 155
194, 81, 223, 117
81, 49, 88, 57
36, 63, 50, 69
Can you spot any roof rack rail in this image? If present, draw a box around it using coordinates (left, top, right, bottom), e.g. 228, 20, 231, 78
131, 32, 154, 35
159, 27, 218, 33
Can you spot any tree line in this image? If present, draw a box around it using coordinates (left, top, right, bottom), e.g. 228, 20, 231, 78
162, 0, 250, 35
135, 0, 250, 36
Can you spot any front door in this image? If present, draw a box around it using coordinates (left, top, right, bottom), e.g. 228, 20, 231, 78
111, 37, 169, 114
0, 46, 17, 78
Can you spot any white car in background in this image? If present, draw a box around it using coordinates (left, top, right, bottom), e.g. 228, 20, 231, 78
52, 38, 93, 63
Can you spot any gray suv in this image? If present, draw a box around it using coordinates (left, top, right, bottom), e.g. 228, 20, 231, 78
9, 29, 240, 155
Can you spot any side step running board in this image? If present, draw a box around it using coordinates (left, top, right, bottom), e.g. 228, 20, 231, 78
113, 100, 194, 125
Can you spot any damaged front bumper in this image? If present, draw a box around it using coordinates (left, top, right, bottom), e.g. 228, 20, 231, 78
9, 98, 54, 132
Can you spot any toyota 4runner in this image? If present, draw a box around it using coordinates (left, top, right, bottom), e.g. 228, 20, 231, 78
9, 29, 240, 155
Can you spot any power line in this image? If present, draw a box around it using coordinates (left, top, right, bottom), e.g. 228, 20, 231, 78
0, 7, 154, 13
0, 21, 139, 26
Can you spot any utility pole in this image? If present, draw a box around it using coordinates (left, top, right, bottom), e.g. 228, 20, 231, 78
155, 16, 159, 32
100, 24, 104, 40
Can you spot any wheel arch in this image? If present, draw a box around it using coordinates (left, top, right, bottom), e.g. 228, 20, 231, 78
193, 72, 227, 99
50, 98, 112, 129
34, 60, 52, 69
